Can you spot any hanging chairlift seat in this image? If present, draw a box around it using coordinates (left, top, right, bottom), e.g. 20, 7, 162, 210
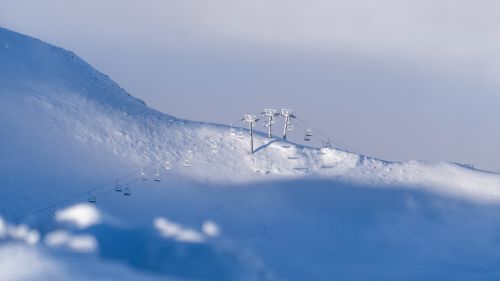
123, 186, 131, 196
87, 192, 96, 203
230, 124, 236, 135
154, 171, 161, 182
164, 161, 172, 170
236, 127, 244, 139
114, 182, 123, 192
322, 140, 332, 148
141, 169, 148, 181
304, 129, 313, 141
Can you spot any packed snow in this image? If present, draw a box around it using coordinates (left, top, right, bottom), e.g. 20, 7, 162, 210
2, 27, 500, 280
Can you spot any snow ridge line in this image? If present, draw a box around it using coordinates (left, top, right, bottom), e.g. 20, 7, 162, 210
13, 117, 248, 225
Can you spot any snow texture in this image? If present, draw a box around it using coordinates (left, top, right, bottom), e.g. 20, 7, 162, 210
2, 27, 500, 280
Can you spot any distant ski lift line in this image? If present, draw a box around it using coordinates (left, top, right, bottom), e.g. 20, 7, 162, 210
14, 118, 235, 223
13, 113, 344, 224
293, 115, 358, 153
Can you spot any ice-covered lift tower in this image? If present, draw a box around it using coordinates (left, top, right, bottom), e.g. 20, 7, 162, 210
261, 108, 280, 138
281, 109, 296, 140
242, 114, 259, 154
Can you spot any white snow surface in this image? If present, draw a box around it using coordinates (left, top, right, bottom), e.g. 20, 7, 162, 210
2, 27, 500, 280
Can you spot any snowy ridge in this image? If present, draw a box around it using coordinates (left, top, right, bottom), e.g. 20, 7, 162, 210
2, 27, 499, 202
2, 27, 500, 281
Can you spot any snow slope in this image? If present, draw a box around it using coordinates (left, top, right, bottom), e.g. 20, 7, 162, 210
2, 27, 500, 281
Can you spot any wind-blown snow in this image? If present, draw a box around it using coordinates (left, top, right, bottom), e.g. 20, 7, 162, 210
2, 26, 500, 281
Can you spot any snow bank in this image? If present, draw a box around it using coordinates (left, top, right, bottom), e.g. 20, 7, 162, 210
45, 230, 98, 253
55, 203, 101, 229
154, 217, 205, 243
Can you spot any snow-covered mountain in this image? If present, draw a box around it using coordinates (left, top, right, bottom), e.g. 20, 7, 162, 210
2, 27, 500, 281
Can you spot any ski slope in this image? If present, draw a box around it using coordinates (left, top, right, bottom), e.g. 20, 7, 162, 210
2, 27, 500, 281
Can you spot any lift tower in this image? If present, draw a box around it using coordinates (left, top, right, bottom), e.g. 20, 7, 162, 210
242, 114, 259, 154
261, 108, 280, 138
280, 109, 296, 140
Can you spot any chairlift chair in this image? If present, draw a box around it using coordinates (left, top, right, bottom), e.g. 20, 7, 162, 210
322, 140, 332, 148
183, 159, 192, 167
114, 181, 123, 192
87, 192, 96, 203
229, 124, 236, 136
141, 168, 148, 181
123, 185, 131, 196
164, 161, 172, 170
187, 150, 195, 159
210, 140, 218, 153
304, 129, 313, 141
153, 168, 161, 182
237, 128, 244, 139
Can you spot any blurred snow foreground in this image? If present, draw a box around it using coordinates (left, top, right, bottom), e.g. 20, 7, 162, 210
2, 27, 500, 281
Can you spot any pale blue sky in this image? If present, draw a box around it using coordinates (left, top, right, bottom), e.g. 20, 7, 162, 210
2, 0, 500, 170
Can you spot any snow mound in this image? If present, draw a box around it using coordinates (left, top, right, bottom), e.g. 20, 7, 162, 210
45, 230, 98, 253
154, 217, 205, 243
55, 204, 101, 229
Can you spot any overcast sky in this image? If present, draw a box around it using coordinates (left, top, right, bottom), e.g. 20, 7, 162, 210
2, 0, 500, 170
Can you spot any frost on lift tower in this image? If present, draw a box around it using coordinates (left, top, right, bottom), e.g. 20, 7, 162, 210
242, 114, 259, 154
280, 109, 296, 140
261, 108, 280, 138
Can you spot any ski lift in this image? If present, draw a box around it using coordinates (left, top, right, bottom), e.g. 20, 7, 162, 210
87, 192, 96, 204
209, 138, 218, 153
164, 160, 172, 170
183, 159, 192, 167
153, 167, 161, 182
114, 181, 123, 192
229, 124, 236, 136
322, 140, 332, 148
237, 128, 244, 139
287, 122, 294, 131
141, 168, 148, 181
123, 185, 131, 196
304, 129, 313, 141
187, 150, 195, 159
